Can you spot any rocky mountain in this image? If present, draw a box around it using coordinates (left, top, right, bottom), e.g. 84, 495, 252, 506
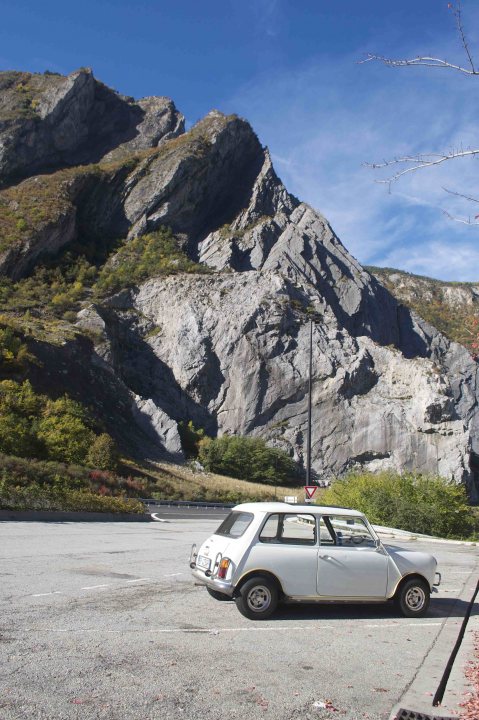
1, 68, 478, 501
367, 267, 479, 353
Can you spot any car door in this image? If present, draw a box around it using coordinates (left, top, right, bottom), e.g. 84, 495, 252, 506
244, 513, 319, 597
316, 514, 389, 598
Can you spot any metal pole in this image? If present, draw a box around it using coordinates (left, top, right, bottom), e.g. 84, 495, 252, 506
306, 319, 313, 484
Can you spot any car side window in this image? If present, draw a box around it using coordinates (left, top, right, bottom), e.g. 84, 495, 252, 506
259, 513, 316, 545
282, 514, 316, 544
322, 515, 376, 547
259, 514, 280, 541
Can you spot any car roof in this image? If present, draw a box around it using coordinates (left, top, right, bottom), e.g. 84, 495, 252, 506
233, 502, 365, 517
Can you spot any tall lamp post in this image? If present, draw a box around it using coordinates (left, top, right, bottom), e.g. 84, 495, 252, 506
306, 319, 313, 485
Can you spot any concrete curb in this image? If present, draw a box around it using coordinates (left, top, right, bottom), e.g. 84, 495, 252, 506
389, 566, 479, 720
439, 606, 478, 716
0, 510, 152, 522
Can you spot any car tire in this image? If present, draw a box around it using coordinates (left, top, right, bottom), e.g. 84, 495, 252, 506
206, 587, 230, 601
396, 577, 430, 618
235, 576, 278, 620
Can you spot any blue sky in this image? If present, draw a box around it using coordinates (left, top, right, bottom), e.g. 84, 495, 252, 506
2, 0, 479, 280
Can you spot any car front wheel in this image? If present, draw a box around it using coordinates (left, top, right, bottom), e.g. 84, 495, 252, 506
396, 578, 430, 618
235, 576, 279, 620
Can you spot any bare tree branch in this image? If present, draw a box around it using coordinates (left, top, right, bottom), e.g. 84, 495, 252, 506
362, 1, 479, 227
441, 188, 479, 225
443, 187, 479, 205
364, 148, 479, 184
452, 0, 476, 73
442, 208, 479, 225
359, 53, 478, 75
359, 2, 477, 75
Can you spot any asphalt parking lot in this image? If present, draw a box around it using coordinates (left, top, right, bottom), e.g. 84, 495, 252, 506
0, 517, 477, 720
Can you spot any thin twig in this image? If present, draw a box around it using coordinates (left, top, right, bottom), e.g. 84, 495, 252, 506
443, 187, 479, 205
442, 209, 479, 226
452, 1, 476, 74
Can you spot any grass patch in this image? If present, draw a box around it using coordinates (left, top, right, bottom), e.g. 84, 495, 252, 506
124, 459, 302, 504
0, 483, 144, 513
94, 227, 211, 296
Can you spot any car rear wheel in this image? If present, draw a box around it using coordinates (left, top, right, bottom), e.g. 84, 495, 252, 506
396, 578, 430, 618
206, 586, 230, 601
235, 576, 278, 620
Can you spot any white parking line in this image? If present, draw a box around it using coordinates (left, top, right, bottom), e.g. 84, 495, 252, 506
126, 578, 150, 583
80, 584, 110, 590
164, 573, 183, 577
32, 592, 62, 597
41, 621, 443, 635
364, 622, 442, 628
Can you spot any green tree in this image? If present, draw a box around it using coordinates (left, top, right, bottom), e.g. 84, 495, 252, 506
37, 414, 95, 464
86, 433, 119, 471
0, 413, 38, 457
198, 435, 298, 486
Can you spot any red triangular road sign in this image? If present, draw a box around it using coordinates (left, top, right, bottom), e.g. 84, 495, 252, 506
304, 486, 317, 499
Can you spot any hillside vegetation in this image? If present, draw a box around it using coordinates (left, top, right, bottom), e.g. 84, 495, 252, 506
322, 470, 478, 540
368, 266, 479, 352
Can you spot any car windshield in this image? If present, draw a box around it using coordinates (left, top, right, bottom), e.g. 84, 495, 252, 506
215, 511, 254, 538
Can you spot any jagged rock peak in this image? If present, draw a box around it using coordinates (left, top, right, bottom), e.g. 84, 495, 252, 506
0, 67, 184, 185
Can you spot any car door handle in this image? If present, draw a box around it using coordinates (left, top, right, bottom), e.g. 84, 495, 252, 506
319, 554, 332, 560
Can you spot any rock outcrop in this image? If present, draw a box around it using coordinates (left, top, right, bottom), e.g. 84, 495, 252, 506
0, 69, 184, 184
1, 68, 478, 499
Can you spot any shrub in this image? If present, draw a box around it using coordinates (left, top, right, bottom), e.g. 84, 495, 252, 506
198, 435, 298, 486
322, 471, 476, 539
0, 452, 150, 501
94, 227, 210, 296
178, 420, 206, 458
0, 481, 144, 513
86, 433, 119, 471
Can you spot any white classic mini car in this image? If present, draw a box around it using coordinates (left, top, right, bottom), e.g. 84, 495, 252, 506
190, 502, 441, 620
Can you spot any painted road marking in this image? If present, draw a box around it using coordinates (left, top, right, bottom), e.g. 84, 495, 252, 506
80, 584, 110, 590
39, 621, 443, 635
164, 573, 183, 577
32, 592, 62, 597
125, 578, 150, 583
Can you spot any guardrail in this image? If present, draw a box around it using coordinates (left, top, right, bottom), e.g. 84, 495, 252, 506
137, 499, 234, 510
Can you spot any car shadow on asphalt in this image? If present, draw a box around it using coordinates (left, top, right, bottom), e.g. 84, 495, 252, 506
265, 596, 477, 622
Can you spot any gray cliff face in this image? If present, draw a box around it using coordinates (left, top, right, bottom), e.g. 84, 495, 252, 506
78, 109, 478, 496
1, 70, 478, 497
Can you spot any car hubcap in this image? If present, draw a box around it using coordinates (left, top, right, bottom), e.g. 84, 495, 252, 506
405, 586, 426, 611
247, 585, 271, 612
